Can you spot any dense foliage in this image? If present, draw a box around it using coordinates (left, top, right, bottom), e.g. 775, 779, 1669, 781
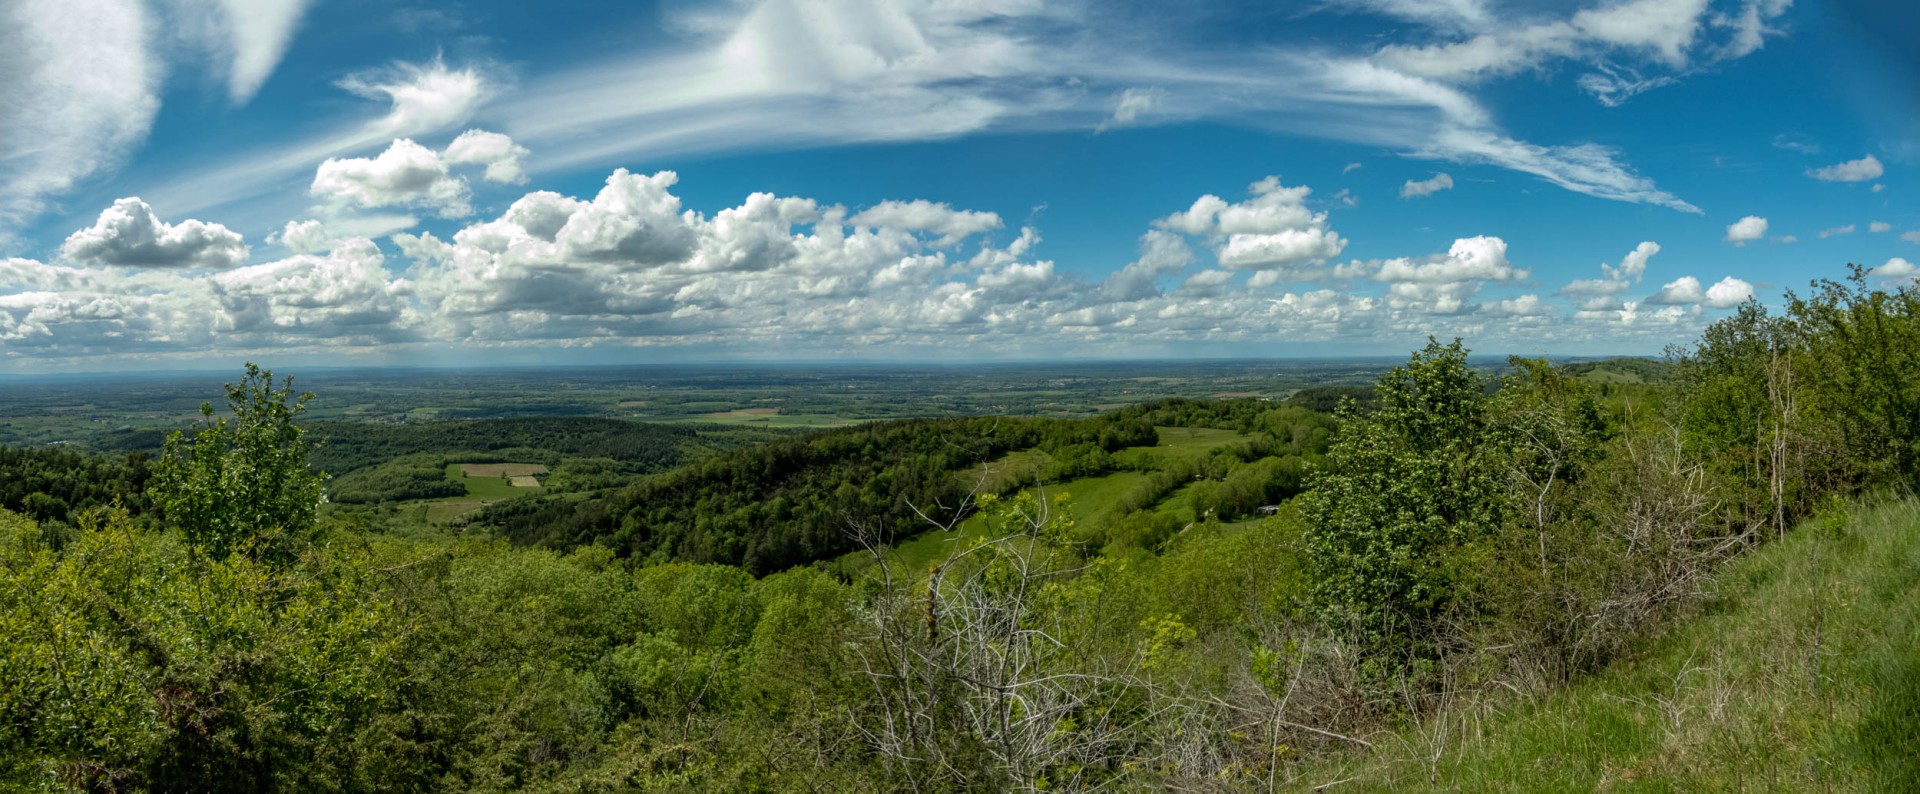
327, 453, 472, 503
0, 445, 152, 528
97, 416, 724, 503
2, 267, 1917, 790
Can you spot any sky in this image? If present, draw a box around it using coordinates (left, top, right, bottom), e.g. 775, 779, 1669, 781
1, 0, 1917, 372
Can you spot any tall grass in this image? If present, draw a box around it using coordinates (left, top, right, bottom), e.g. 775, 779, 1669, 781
1301, 496, 1920, 791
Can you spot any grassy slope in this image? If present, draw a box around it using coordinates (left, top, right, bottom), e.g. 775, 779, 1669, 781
872, 427, 1252, 573
1307, 497, 1920, 791
883, 471, 1151, 573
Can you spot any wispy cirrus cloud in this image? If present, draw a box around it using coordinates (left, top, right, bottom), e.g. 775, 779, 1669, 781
482, 0, 1778, 215
0, 0, 318, 246
5, 0, 1788, 248
0, 0, 160, 245
181, 0, 316, 103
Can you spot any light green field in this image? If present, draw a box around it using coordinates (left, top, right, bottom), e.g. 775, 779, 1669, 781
884, 470, 1155, 572
1303, 497, 1920, 791
955, 448, 1052, 493
874, 426, 1255, 573
393, 463, 549, 524
420, 499, 487, 524
1152, 481, 1204, 524
1146, 425, 1249, 453
668, 411, 860, 428
1575, 368, 1649, 384
446, 463, 539, 500
1110, 426, 1250, 469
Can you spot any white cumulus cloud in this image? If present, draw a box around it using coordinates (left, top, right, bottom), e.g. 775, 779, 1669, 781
1872, 257, 1916, 285
61, 198, 248, 269
1101, 230, 1194, 301
1703, 276, 1754, 308
311, 138, 472, 218
1807, 154, 1884, 183
1560, 240, 1658, 296
1485, 294, 1550, 316
442, 130, 531, 185
1375, 235, 1523, 283
1648, 275, 1704, 305
212, 238, 415, 342
849, 200, 1003, 247
267, 219, 334, 254
1361, 235, 1525, 315
0, 166, 1762, 363
1646, 275, 1751, 308
1725, 215, 1768, 246
1401, 172, 1455, 198
1157, 177, 1347, 271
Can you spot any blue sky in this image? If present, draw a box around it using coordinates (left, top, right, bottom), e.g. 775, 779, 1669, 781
0, 0, 1916, 371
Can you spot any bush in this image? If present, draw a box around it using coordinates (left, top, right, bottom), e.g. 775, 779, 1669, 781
1301, 339, 1506, 651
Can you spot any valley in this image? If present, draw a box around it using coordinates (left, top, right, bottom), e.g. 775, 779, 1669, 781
1, 304, 1915, 790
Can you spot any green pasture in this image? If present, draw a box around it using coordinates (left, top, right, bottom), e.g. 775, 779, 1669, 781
865, 425, 1254, 573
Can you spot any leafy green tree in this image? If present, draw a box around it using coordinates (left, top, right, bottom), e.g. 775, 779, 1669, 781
1670, 300, 1800, 533
1785, 266, 1920, 493
1300, 339, 1505, 650
153, 363, 325, 561
0, 506, 402, 791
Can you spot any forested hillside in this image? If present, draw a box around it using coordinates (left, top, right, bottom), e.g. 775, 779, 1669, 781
312, 417, 756, 504
306, 417, 703, 474
482, 413, 1162, 572
0, 446, 152, 526
482, 397, 1341, 574
96, 415, 783, 506
1, 268, 1916, 790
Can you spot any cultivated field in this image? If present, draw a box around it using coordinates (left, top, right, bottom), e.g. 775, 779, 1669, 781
689, 409, 860, 427
406, 463, 553, 523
